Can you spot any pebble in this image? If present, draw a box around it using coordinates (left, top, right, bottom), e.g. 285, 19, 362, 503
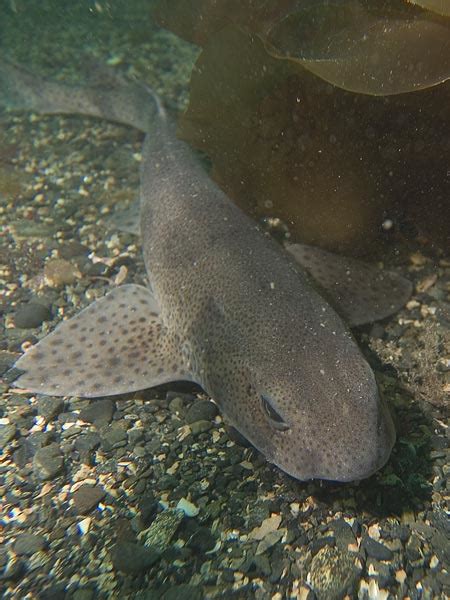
367, 559, 395, 588
0, 351, 16, 376
176, 497, 200, 517
160, 584, 203, 600
57, 240, 90, 259
186, 526, 216, 553
72, 484, 106, 514
0, 423, 17, 448
363, 536, 394, 561
27, 431, 54, 452
44, 258, 80, 287
110, 541, 159, 574
168, 395, 185, 416
13, 533, 46, 556
189, 420, 213, 436
184, 399, 218, 424
32, 443, 64, 480
74, 432, 101, 453
308, 546, 359, 600
37, 396, 65, 421
100, 422, 128, 451
72, 589, 95, 600
79, 398, 114, 428
330, 518, 356, 550
0, 557, 25, 580
143, 509, 184, 553
13, 302, 52, 329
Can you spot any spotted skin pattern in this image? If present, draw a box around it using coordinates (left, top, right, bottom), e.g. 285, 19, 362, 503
5, 59, 410, 481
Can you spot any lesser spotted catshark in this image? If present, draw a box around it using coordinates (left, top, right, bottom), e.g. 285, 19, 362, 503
1, 57, 412, 481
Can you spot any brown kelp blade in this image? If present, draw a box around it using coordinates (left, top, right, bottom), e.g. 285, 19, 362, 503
155, 0, 450, 95
408, 0, 450, 17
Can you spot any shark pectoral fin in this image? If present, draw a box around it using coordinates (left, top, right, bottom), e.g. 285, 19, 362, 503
286, 243, 413, 326
13, 284, 190, 398
106, 199, 141, 235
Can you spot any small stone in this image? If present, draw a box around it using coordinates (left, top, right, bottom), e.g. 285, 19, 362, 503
74, 432, 101, 453
168, 396, 185, 416
14, 302, 52, 329
57, 241, 90, 259
100, 422, 128, 451
160, 585, 203, 600
186, 527, 216, 553
330, 519, 356, 550
143, 509, 184, 553
79, 399, 114, 428
33, 443, 63, 480
0, 557, 25, 580
189, 420, 213, 436
13, 533, 46, 556
27, 431, 53, 452
185, 399, 218, 424
176, 498, 200, 517
37, 396, 65, 421
77, 517, 92, 535
0, 351, 16, 376
44, 258, 80, 287
110, 541, 159, 574
362, 536, 394, 561
308, 546, 359, 600
73, 484, 106, 514
127, 427, 145, 445
72, 589, 95, 600
0, 423, 17, 448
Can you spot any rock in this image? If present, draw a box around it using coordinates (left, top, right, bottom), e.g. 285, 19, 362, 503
13, 533, 46, 556
37, 396, 65, 421
367, 560, 395, 587
0, 351, 16, 376
27, 431, 53, 452
44, 258, 80, 287
186, 527, 216, 553
74, 432, 101, 453
160, 585, 203, 600
189, 419, 213, 436
308, 546, 359, 600
33, 443, 64, 480
185, 399, 218, 424
362, 536, 394, 561
330, 519, 356, 550
0, 557, 25, 580
138, 496, 157, 527
0, 424, 16, 448
14, 302, 52, 329
168, 395, 185, 416
176, 498, 200, 517
142, 509, 184, 553
127, 427, 145, 445
72, 589, 95, 600
72, 484, 106, 514
57, 241, 90, 259
110, 541, 159, 574
79, 399, 114, 428
100, 422, 128, 451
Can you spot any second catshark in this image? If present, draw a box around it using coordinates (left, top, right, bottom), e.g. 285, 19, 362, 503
1, 57, 412, 482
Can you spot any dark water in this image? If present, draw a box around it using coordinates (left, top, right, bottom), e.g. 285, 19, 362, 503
0, 1, 448, 598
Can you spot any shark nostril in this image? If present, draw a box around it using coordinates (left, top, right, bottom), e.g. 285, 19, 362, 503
260, 394, 290, 431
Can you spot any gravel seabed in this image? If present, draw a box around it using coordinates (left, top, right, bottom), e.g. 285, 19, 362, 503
0, 3, 448, 599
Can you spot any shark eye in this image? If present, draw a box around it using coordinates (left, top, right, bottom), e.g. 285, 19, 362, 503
260, 394, 290, 431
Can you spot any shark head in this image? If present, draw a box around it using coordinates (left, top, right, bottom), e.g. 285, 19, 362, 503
211, 327, 396, 483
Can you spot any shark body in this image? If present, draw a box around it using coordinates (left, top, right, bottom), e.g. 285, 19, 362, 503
2, 58, 412, 481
